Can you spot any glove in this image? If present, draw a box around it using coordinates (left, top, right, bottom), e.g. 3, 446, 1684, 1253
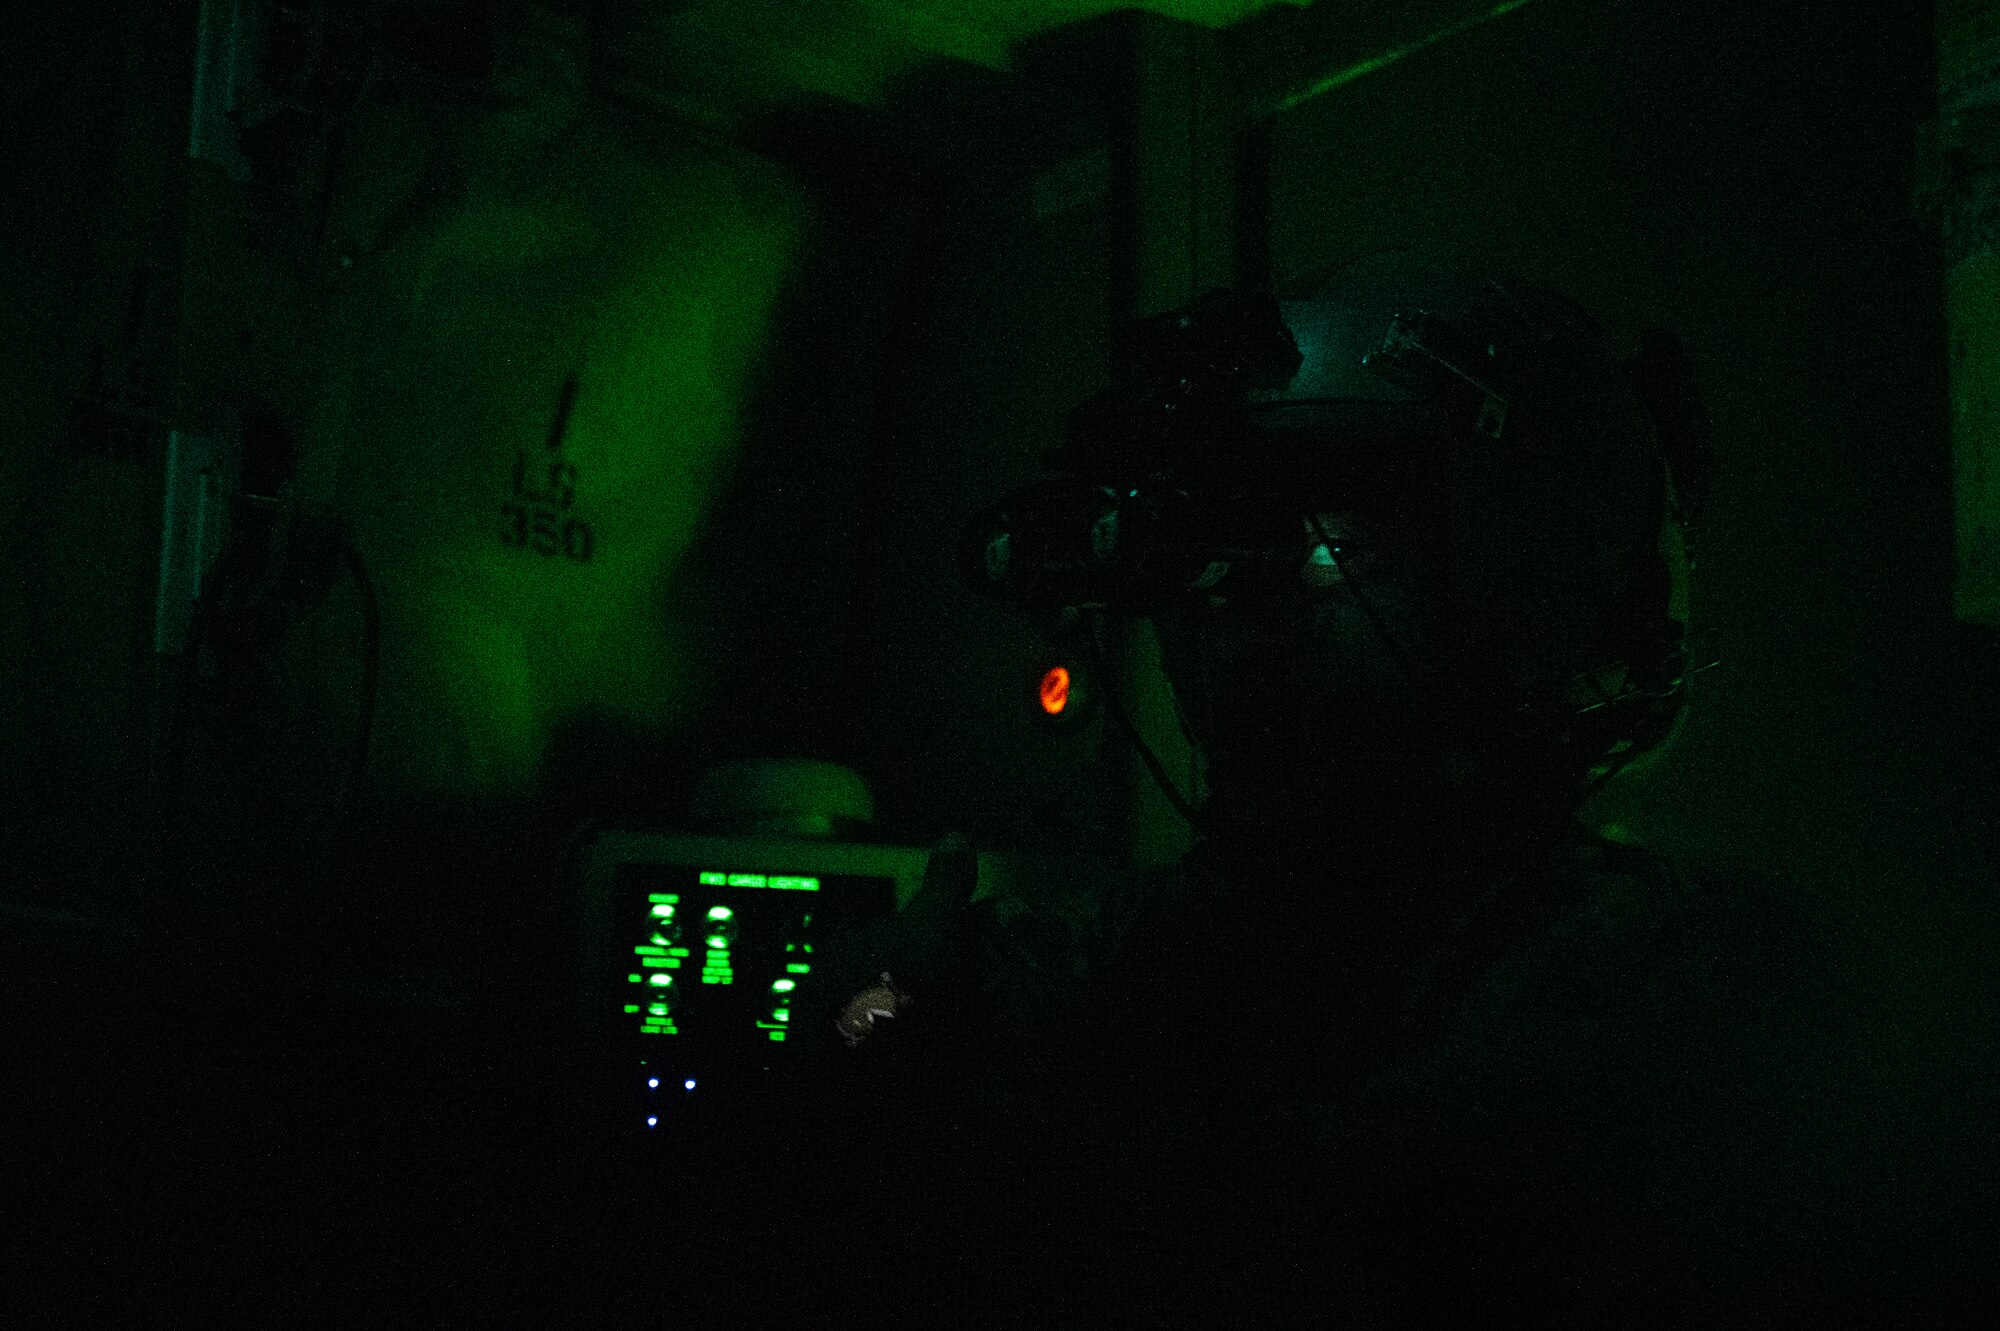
808, 833, 980, 1051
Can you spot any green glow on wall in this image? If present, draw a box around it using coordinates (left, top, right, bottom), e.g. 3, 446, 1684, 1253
299, 118, 807, 800
662, 0, 1315, 107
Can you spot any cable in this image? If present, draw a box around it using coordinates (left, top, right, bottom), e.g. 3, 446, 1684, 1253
1304, 510, 1430, 696
1083, 612, 1207, 833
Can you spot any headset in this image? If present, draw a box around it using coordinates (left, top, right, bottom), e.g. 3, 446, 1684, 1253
960, 276, 1719, 833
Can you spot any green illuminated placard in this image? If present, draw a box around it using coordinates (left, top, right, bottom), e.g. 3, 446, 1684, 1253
647, 894, 681, 904
623, 1004, 641, 1014
694, 871, 819, 891
785, 963, 810, 973
768, 1031, 785, 1042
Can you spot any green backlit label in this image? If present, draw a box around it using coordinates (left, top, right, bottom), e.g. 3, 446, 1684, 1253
768, 1031, 785, 1041
726, 873, 765, 887
786, 963, 810, 973
634, 945, 665, 955
767, 876, 819, 891
699, 872, 727, 885
647, 893, 681, 903
699, 975, 734, 985
623, 1005, 641, 1014
628, 973, 641, 983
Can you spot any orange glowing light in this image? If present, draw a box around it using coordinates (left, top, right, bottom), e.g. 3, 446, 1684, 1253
1038, 665, 1071, 715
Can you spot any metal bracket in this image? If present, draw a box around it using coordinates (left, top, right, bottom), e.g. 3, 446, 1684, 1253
1364, 310, 1511, 439
153, 427, 240, 655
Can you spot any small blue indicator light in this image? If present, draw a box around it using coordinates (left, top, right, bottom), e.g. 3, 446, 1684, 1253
648, 1078, 659, 1088
684, 1078, 696, 1091
647, 1116, 658, 1127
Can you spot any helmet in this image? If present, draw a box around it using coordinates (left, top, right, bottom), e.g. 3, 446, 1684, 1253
965, 248, 1712, 825
1260, 249, 1678, 751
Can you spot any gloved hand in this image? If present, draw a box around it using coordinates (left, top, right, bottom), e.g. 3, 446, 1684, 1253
805, 832, 981, 1052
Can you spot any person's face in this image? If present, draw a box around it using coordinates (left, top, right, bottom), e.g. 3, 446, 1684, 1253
1160, 501, 1483, 845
